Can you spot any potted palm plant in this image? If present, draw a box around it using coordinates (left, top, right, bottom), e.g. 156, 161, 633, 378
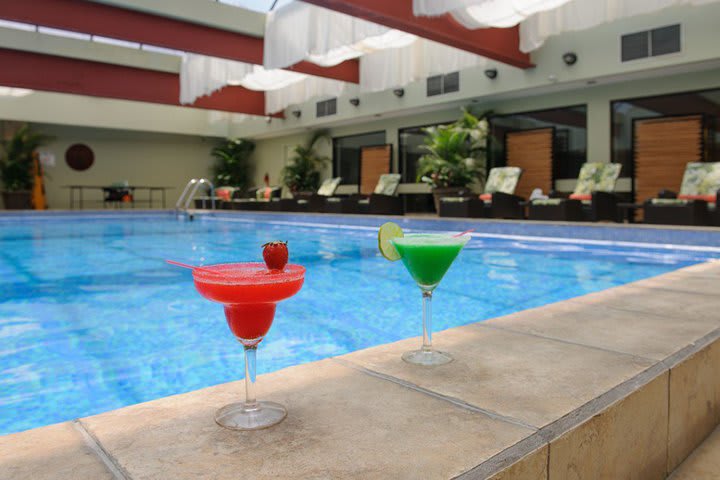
417, 109, 490, 212
281, 130, 330, 197
0, 125, 52, 210
211, 138, 255, 191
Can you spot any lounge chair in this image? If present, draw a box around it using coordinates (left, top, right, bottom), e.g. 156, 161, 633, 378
528, 162, 621, 222
104, 181, 132, 208
324, 174, 403, 215
643, 162, 720, 226
270, 177, 341, 212
229, 186, 281, 211
438, 167, 523, 219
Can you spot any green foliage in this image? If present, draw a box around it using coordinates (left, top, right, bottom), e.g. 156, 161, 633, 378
417, 108, 491, 189
0, 125, 52, 192
211, 138, 255, 189
281, 130, 330, 193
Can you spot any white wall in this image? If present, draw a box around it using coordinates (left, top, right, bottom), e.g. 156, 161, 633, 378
251, 66, 720, 193
233, 2, 720, 138
30, 124, 216, 209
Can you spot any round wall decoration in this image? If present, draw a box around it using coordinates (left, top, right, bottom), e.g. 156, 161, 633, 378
65, 144, 94, 171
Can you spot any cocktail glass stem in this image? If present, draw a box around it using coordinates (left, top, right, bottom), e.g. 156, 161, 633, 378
422, 290, 433, 351
243, 345, 258, 410
401, 287, 453, 366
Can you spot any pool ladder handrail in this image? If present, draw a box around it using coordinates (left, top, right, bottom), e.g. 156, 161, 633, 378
176, 178, 215, 212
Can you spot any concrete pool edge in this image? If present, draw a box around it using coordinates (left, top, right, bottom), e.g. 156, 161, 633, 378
2, 261, 719, 479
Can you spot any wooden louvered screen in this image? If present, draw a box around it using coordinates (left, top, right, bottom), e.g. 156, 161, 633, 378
634, 115, 704, 206
360, 145, 392, 195
505, 128, 554, 200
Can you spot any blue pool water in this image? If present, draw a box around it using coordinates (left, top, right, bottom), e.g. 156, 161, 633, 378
1, 212, 719, 435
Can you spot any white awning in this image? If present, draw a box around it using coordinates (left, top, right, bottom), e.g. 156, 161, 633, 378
181, 0, 720, 113
413, 0, 720, 52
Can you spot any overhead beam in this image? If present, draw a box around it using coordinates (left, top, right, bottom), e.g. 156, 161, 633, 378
0, 48, 282, 117
0, 0, 359, 83
302, 0, 533, 69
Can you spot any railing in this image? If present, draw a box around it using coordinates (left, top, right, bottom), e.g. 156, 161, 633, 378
175, 178, 215, 213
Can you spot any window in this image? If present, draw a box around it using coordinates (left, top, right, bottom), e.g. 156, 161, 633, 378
612, 88, 720, 176
621, 24, 681, 62
489, 106, 587, 180
426, 72, 460, 96
398, 122, 453, 183
316, 98, 337, 117
332, 131, 386, 185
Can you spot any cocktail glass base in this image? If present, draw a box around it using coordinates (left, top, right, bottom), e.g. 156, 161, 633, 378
402, 349, 453, 366
215, 401, 287, 431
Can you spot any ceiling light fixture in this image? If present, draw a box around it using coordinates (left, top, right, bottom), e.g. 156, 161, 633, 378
562, 52, 578, 65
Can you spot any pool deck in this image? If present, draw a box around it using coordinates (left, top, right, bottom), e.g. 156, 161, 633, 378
2, 246, 720, 478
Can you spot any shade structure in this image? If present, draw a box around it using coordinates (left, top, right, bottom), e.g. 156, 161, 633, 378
413, 0, 720, 52
181, 0, 720, 114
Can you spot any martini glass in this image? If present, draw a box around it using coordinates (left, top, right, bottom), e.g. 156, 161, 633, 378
192, 263, 305, 430
391, 234, 469, 366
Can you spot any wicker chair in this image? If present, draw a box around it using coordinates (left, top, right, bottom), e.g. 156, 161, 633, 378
643, 162, 720, 226
438, 167, 524, 219
529, 163, 621, 222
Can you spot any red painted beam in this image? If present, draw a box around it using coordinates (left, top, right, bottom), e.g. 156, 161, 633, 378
0, 47, 284, 116
0, 0, 359, 83
302, 0, 533, 69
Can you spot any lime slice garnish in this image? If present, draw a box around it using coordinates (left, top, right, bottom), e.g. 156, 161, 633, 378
378, 222, 404, 261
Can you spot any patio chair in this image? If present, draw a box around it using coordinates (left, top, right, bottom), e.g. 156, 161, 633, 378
193, 186, 237, 210
324, 174, 403, 215
103, 181, 132, 208
643, 162, 720, 226
528, 162, 621, 222
230, 186, 282, 211
278, 177, 342, 212
438, 167, 523, 219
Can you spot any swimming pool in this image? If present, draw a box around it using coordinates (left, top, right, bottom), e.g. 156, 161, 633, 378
1, 211, 719, 435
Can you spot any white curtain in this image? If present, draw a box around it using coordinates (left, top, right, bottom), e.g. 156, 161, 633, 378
413, 0, 720, 51
360, 39, 487, 92
180, 54, 253, 104
413, 0, 574, 27
266, 77, 353, 114
520, 0, 720, 52
264, 1, 393, 69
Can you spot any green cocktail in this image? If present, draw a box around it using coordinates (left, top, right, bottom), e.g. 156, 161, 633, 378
389, 232, 470, 366
392, 234, 467, 290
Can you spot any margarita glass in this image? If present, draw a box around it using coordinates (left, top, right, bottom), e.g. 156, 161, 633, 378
391, 234, 469, 366
193, 262, 305, 430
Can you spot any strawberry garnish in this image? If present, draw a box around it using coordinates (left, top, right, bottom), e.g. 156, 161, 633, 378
262, 241, 288, 271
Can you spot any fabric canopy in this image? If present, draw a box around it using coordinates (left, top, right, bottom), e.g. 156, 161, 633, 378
413, 0, 720, 51
182, 0, 720, 113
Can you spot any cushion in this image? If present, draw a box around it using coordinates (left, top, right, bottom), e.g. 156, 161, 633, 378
573, 162, 621, 195
440, 197, 469, 203
215, 187, 235, 201
531, 198, 563, 206
373, 174, 401, 196
649, 198, 689, 206
479, 193, 492, 201
569, 193, 591, 201
677, 194, 716, 203
484, 167, 522, 195
679, 162, 720, 195
317, 177, 342, 196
